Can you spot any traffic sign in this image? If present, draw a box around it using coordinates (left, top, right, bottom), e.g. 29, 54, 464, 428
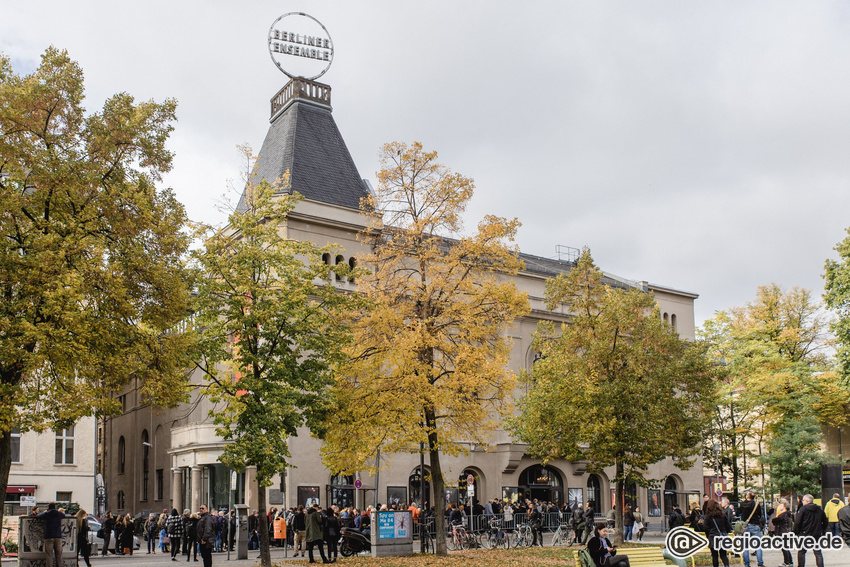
354, 479, 363, 489
21, 495, 36, 507
467, 474, 474, 485
231, 471, 237, 491
467, 485, 474, 497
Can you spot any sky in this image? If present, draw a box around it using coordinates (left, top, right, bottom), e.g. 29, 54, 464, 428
4, 1, 850, 327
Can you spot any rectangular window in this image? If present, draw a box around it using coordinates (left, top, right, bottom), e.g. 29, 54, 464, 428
156, 469, 164, 501
11, 428, 21, 463
142, 471, 149, 502
297, 486, 320, 508
56, 491, 72, 502
54, 426, 75, 465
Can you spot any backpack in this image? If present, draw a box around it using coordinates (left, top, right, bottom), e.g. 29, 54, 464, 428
578, 547, 594, 567
669, 510, 685, 529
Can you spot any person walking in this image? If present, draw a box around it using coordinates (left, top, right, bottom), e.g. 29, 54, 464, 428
197, 505, 215, 567
158, 512, 169, 553
102, 511, 115, 556
704, 500, 731, 567
738, 492, 765, 567
38, 503, 65, 567
305, 504, 329, 564
76, 509, 92, 567
794, 494, 827, 567
632, 506, 645, 541
582, 502, 596, 544
167, 508, 184, 561
823, 493, 845, 537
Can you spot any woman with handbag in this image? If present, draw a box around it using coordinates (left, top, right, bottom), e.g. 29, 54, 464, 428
588, 523, 630, 567
633, 506, 646, 541
704, 500, 731, 567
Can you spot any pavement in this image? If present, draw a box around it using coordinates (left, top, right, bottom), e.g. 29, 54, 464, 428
3, 535, 850, 566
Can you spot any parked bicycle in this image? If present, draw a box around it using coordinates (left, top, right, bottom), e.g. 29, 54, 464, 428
550, 522, 575, 546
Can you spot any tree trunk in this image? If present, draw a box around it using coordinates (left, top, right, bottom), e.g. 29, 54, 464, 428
614, 460, 624, 546
257, 484, 271, 567
426, 408, 447, 557
0, 430, 11, 533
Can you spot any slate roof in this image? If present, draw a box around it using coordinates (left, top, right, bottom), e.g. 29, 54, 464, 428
236, 94, 370, 212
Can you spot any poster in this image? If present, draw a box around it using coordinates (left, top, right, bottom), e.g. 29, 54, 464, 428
377, 511, 411, 540
568, 488, 583, 510
647, 490, 661, 517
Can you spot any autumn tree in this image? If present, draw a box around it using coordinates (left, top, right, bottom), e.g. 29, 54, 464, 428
320, 142, 529, 556
700, 284, 846, 498
0, 48, 194, 528
509, 249, 716, 545
193, 150, 354, 567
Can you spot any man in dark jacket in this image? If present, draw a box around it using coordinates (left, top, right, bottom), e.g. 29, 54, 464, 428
582, 502, 595, 544
305, 505, 329, 564
837, 503, 850, 547
197, 505, 216, 567
794, 494, 827, 567
668, 504, 686, 529
38, 503, 65, 567
102, 511, 115, 556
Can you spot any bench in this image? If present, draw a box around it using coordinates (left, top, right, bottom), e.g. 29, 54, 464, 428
574, 546, 668, 567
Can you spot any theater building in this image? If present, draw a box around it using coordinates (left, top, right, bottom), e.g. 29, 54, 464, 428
101, 75, 702, 525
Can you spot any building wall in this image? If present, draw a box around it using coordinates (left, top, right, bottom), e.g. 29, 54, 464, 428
8, 416, 96, 513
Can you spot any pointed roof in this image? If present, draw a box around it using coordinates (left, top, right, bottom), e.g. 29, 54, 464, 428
237, 78, 370, 212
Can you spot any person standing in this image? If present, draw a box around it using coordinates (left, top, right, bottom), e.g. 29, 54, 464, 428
102, 511, 115, 556
794, 494, 827, 567
704, 500, 731, 567
293, 505, 307, 557
76, 509, 92, 567
38, 503, 65, 567
623, 504, 635, 541
529, 505, 543, 546
582, 502, 596, 544
120, 515, 134, 556
324, 508, 341, 563
185, 512, 199, 562
114, 514, 125, 554
167, 508, 184, 561
823, 493, 845, 537
738, 492, 765, 567
197, 505, 215, 567
305, 504, 329, 564
836, 501, 850, 547
145, 513, 158, 554
632, 506, 645, 541
772, 499, 793, 567
721, 498, 735, 528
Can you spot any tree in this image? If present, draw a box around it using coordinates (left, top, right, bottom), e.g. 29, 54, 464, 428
700, 284, 846, 499
509, 249, 716, 545
320, 141, 529, 556
824, 228, 850, 380
193, 149, 354, 567
0, 48, 194, 528
759, 414, 832, 496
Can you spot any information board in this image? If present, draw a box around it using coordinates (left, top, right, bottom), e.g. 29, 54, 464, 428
377, 511, 411, 540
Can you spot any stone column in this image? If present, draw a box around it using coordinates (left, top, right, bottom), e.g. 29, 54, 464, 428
191, 466, 202, 511
172, 468, 183, 511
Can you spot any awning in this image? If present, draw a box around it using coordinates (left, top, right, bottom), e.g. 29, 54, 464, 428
6, 485, 36, 494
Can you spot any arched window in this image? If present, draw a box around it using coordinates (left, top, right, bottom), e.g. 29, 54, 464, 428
587, 474, 602, 514
348, 257, 356, 283
664, 476, 680, 515
663, 312, 669, 324
456, 469, 483, 508
409, 467, 430, 507
329, 475, 354, 508
671, 314, 677, 331
518, 465, 563, 505
335, 255, 345, 284
118, 436, 126, 474
322, 253, 333, 282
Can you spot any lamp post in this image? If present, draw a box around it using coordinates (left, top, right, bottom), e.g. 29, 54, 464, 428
713, 443, 721, 501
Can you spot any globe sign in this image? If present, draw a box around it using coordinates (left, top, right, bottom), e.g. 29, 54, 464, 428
268, 12, 334, 80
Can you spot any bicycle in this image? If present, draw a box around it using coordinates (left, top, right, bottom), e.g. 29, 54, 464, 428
482, 518, 510, 550
419, 521, 434, 554
2, 526, 17, 558
550, 522, 575, 546
446, 523, 474, 551
510, 522, 533, 547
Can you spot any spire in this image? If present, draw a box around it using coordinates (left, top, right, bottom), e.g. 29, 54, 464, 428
237, 77, 370, 212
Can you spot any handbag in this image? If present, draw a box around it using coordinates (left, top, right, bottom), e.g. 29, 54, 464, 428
634, 521, 644, 531
96, 528, 104, 539
733, 501, 759, 535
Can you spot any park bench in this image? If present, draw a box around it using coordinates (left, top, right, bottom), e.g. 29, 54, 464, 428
574, 546, 668, 567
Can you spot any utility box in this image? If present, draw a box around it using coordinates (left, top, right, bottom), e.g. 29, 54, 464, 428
234, 504, 249, 559
371, 510, 413, 557
18, 516, 77, 567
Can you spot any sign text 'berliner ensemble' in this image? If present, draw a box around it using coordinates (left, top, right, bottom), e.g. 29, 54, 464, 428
268, 12, 334, 80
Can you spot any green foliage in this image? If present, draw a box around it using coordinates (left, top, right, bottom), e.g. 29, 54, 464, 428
824, 228, 850, 381
0, 47, 194, 529
193, 148, 355, 489
758, 414, 832, 495
510, 249, 715, 541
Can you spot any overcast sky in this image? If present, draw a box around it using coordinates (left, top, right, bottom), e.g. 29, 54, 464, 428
4, 1, 850, 327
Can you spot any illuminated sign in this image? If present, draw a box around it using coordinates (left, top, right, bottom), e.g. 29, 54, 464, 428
268, 12, 334, 80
